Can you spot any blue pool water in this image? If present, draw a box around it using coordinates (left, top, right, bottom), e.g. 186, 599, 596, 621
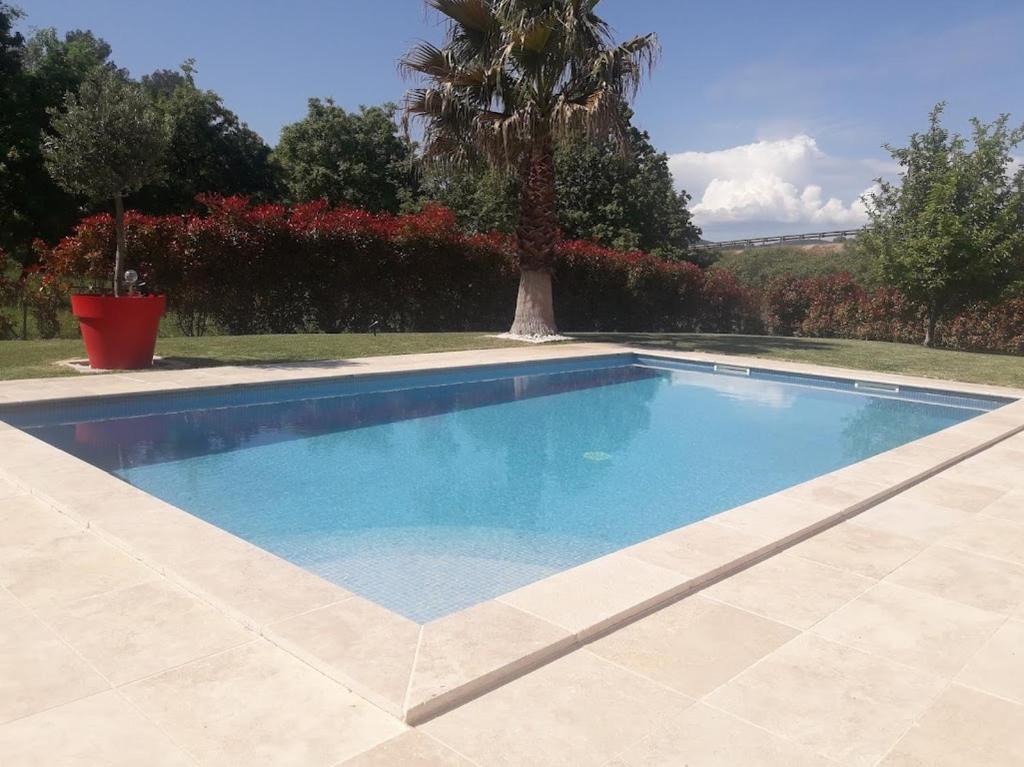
7, 355, 1009, 622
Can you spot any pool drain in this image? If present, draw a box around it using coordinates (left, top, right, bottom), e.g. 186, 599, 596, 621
583, 451, 612, 462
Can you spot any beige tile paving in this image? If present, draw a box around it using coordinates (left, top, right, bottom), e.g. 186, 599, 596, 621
623, 518, 771, 577
847, 496, 975, 543
943, 514, 1024, 566
0, 480, 25, 502
0, 691, 194, 766
422, 649, 690, 767
122, 640, 404, 766
885, 544, 1024, 614
0, 492, 82, 544
956, 619, 1024, 704
879, 684, 1024, 766
706, 494, 831, 542
339, 730, 474, 766
587, 595, 797, 698
88, 497, 254, 571
783, 475, 892, 511
788, 521, 925, 579
169, 539, 351, 630
892, 475, 1009, 513
981, 489, 1024, 523
811, 581, 1003, 677
606, 702, 837, 767
0, 527, 154, 609
705, 633, 946, 767
266, 596, 419, 717
701, 551, 875, 630
497, 551, 685, 636
407, 600, 572, 722
0, 588, 109, 725
39, 579, 254, 686
940, 454, 1024, 492
0, 495, 154, 609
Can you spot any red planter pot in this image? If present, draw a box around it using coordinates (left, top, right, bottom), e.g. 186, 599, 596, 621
71, 294, 166, 370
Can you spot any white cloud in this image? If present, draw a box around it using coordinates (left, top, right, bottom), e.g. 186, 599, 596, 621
668, 135, 884, 239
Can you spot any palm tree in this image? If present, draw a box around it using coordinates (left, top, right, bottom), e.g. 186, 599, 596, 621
402, 0, 658, 336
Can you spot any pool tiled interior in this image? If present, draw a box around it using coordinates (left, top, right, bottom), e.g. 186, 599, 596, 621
2, 343, 1024, 765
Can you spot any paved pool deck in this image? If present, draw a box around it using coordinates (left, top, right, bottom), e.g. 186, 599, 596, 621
2, 344, 1023, 765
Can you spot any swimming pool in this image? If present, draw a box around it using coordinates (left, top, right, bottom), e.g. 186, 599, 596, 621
6, 354, 1009, 622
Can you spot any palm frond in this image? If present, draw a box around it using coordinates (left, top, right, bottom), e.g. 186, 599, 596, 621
403, 0, 658, 168
429, 0, 496, 32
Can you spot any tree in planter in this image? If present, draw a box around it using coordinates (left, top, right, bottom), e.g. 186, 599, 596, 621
402, 0, 658, 337
42, 68, 168, 295
863, 103, 1024, 346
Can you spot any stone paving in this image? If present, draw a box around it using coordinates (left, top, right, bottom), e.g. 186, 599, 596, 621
1, 348, 1023, 765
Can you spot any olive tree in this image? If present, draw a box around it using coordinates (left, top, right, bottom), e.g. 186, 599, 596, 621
42, 68, 168, 295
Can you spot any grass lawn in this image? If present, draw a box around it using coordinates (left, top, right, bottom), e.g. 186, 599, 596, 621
1, 331, 1022, 389
580, 333, 1024, 389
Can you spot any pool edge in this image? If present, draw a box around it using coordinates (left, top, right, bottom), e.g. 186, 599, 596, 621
1, 342, 1023, 725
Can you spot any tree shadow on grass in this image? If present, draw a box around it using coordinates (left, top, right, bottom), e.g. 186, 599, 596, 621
572, 332, 846, 357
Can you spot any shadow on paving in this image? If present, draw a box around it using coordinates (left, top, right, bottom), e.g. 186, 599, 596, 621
154, 356, 361, 371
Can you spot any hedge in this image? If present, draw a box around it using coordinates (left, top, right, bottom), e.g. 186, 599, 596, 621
41, 196, 751, 336
762, 273, 1024, 354
33, 197, 1024, 354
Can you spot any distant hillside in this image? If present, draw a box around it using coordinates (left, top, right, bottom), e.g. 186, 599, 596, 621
710, 243, 882, 288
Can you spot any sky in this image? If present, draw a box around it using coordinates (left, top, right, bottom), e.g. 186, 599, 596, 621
16, 0, 1024, 241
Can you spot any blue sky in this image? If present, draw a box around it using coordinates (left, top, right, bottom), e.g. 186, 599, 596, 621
17, 0, 1024, 240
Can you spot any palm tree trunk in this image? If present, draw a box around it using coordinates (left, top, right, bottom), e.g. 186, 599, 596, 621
112, 192, 126, 297
509, 138, 559, 337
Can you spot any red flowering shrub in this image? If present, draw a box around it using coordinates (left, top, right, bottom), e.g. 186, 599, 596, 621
798, 273, 866, 338
35, 197, 1023, 353
943, 299, 1024, 354
553, 241, 707, 331
857, 288, 923, 344
763, 275, 814, 336
699, 268, 759, 333
42, 197, 749, 335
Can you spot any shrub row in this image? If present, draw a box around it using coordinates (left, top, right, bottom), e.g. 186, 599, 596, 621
41, 197, 751, 335
0, 249, 65, 340
761, 273, 1024, 354
35, 198, 1024, 353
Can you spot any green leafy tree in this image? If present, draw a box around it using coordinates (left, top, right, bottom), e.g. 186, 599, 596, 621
0, 3, 27, 252
417, 163, 518, 233
275, 99, 416, 212
402, 0, 658, 336
864, 104, 1024, 346
42, 69, 169, 295
135, 62, 280, 212
0, 18, 114, 259
554, 117, 700, 261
